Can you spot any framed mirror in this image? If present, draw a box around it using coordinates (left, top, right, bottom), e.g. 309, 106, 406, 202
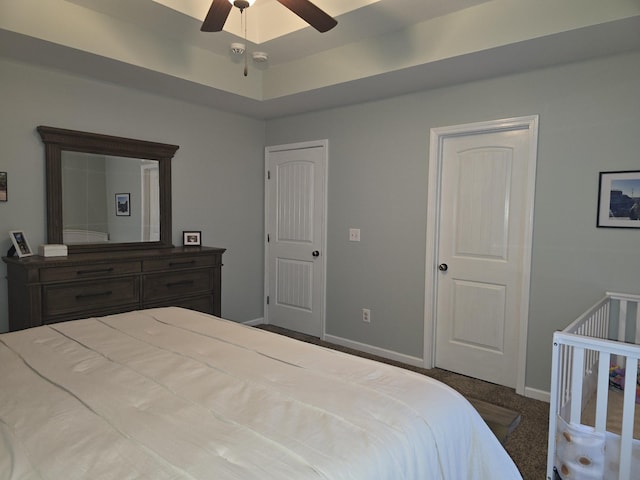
38, 126, 179, 253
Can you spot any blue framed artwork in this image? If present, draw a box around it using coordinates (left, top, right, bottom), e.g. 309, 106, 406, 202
597, 170, 640, 228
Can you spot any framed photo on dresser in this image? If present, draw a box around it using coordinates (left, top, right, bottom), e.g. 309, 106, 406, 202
183, 231, 201, 246
9, 230, 33, 257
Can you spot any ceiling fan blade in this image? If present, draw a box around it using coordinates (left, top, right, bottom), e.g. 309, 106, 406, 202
201, 0, 232, 32
276, 0, 337, 33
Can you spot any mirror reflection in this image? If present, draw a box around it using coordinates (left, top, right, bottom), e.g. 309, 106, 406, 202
61, 151, 160, 244
38, 125, 178, 253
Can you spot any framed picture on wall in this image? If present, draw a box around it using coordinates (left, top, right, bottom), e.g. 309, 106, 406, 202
9, 230, 34, 257
115, 193, 131, 216
183, 231, 202, 246
0, 172, 6, 201
597, 170, 640, 228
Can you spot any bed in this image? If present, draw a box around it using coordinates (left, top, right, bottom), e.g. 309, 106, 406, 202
547, 292, 640, 480
0, 307, 520, 479
62, 228, 109, 244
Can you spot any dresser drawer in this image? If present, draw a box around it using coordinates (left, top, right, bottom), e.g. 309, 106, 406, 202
44, 278, 140, 316
4, 247, 224, 331
143, 270, 212, 301
143, 255, 217, 272
40, 261, 141, 282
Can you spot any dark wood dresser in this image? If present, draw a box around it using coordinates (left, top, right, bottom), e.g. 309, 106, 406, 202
3, 246, 225, 332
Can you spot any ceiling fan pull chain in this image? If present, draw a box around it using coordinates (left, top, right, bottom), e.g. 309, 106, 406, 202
243, 9, 248, 76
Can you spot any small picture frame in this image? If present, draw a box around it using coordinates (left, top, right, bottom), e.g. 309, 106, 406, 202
0, 172, 7, 202
115, 193, 131, 216
9, 230, 34, 257
183, 231, 202, 246
597, 170, 640, 228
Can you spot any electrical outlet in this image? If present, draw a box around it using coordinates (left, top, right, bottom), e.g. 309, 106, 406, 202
362, 308, 371, 323
349, 228, 361, 242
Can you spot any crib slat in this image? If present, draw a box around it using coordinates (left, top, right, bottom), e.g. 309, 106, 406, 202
569, 347, 585, 424
547, 336, 562, 480
618, 300, 628, 342
594, 352, 610, 432
616, 301, 628, 369
618, 358, 637, 480
635, 305, 640, 345
561, 345, 570, 410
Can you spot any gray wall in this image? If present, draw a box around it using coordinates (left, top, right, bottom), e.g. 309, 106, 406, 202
0, 57, 266, 330
2, 50, 640, 393
62, 151, 108, 233
266, 51, 640, 393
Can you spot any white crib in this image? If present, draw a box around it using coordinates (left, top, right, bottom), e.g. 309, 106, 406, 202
547, 292, 640, 480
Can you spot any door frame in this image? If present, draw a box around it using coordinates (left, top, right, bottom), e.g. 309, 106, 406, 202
423, 116, 538, 396
264, 139, 329, 337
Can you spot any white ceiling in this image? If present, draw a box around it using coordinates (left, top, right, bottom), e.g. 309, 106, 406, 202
2, 0, 640, 119
144, 0, 493, 64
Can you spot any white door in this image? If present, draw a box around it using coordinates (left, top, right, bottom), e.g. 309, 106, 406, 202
265, 141, 327, 337
425, 116, 538, 391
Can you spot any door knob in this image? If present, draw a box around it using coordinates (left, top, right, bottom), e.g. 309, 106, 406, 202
312, 250, 320, 257
438, 263, 448, 271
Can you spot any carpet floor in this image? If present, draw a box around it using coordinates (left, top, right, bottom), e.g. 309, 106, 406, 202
255, 324, 549, 480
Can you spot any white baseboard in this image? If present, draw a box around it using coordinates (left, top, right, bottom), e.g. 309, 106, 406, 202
246, 322, 551, 402
242, 321, 421, 366
243, 317, 265, 327
322, 333, 424, 368
524, 386, 550, 403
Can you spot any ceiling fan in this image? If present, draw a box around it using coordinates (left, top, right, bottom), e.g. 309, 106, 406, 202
201, 0, 338, 33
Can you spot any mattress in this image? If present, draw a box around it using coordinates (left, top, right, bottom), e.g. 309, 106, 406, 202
0, 307, 521, 479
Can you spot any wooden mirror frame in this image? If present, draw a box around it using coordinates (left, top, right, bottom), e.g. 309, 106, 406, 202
37, 126, 179, 253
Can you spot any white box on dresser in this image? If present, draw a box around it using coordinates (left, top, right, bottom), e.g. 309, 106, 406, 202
38, 244, 68, 257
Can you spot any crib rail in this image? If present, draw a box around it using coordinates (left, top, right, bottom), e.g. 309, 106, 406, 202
547, 292, 640, 480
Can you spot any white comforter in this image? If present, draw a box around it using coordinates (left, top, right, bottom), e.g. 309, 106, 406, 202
0, 307, 521, 479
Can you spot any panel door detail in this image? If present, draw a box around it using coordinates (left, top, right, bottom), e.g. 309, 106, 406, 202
435, 126, 534, 388
266, 143, 326, 337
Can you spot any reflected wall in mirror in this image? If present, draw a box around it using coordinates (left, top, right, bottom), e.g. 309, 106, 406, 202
38, 126, 179, 253
61, 152, 160, 244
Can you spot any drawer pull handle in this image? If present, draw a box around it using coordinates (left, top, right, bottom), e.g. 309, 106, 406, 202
77, 267, 114, 275
166, 280, 194, 288
76, 291, 113, 300
168, 261, 196, 267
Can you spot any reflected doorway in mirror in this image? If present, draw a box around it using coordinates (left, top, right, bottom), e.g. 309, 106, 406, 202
115, 193, 131, 216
